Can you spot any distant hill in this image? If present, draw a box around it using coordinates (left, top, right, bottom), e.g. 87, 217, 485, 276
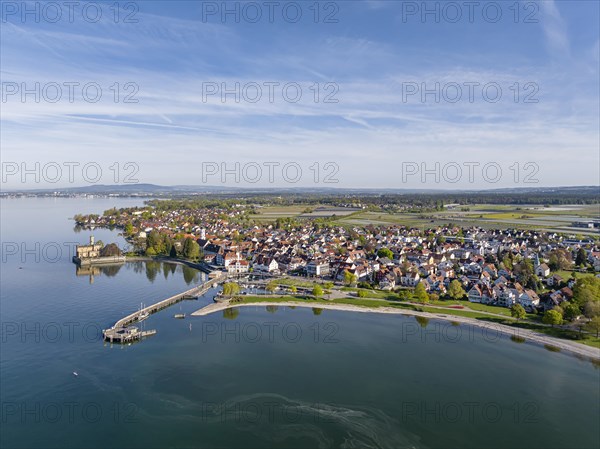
3, 184, 599, 196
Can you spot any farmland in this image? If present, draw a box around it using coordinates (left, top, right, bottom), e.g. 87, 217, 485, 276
252, 203, 599, 237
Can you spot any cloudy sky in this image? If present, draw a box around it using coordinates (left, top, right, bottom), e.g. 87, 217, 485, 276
1, 0, 599, 189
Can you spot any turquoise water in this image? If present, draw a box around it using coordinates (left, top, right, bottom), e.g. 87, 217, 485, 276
1, 198, 599, 449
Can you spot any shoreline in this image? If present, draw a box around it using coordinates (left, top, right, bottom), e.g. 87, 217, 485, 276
112, 258, 599, 361
192, 299, 600, 361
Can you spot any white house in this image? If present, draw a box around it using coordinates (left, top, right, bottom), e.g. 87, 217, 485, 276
253, 255, 279, 273
401, 271, 420, 287
517, 289, 540, 310
468, 284, 494, 304
495, 286, 516, 308
227, 260, 249, 274
306, 259, 330, 277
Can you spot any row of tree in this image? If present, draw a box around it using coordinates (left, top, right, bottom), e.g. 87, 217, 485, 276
145, 231, 201, 260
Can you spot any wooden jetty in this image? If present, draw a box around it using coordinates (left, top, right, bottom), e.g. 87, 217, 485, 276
103, 273, 226, 343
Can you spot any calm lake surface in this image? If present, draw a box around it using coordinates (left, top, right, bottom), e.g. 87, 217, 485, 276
1, 198, 599, 449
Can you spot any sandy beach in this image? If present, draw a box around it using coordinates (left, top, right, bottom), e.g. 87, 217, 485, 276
192, 300, 600, 361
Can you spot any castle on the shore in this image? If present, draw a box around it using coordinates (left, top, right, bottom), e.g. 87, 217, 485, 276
73, 236, 126, 266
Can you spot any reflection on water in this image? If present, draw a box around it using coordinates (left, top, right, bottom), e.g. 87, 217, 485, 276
511, 335, 527, 344
414, 316, 430, 328
223, 308, 240, 320
75, 263, 123, 283
74, 260, 205, 286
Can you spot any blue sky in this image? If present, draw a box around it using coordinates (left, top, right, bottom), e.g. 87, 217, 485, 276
1, 0, 599, 189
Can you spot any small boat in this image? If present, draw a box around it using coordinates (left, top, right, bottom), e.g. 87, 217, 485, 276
137, 302, 149, 321
72, 372, 79, 377
174, 313, 185, 319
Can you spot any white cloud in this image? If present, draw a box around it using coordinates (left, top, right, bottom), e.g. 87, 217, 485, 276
539, 0, 570, 57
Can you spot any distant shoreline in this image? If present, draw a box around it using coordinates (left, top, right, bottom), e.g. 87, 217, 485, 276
192, 299, 600, 362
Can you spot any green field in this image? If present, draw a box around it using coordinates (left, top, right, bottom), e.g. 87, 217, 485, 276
250, 203, 598, 236
336, 204, 598, 236
252, 205, 361, 223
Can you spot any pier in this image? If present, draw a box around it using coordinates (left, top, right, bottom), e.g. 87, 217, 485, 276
103, 272, 227, 343
103, 327, 157, 344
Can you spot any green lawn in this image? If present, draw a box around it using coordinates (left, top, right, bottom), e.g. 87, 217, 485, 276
275, 277, 321, 288
552, 270, 596, 281
237, 295, 401, 309
430, 300, 543, 319
427, 300, 513, 317
340, 287, 401, 301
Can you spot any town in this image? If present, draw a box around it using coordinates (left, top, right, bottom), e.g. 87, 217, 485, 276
73, 195, 600, 346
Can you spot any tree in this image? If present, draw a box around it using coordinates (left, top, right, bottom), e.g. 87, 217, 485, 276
413, 283, 429, 303
182, 237, 200, 260
377, 248, 393, 259
124, 223, 134, 236
563, 302, 581, 321
266, 280, 278, 294
547, 249, 572, 271
583, 300, 600, 318
357, 289, 368, 298
289, 285, 298, 294
343, 270, 357, 286
398, 290, 411, 301
447, 280, 466, 300
99, 243, 122, 257
514, 259, 535, 287
586, 316, 600, 338
146, 230, 165, 255
163, 236, 174, 257
552, 305, 564, 316
510, 304, 526, 321
222, 282, 240, 296
573, 277, 600, 307
542, 309, 563, 327
575, 248, 588, 267
169, 245, 178, 258
312, 285, 323, 298
324, 282, 334, 289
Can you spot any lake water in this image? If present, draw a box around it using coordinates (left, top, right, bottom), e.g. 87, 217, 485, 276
1, 198, 599, 449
